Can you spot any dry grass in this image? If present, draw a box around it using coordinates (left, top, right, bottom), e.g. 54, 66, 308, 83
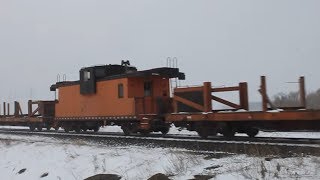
0, 139, 14, 147
72, 139, 87, 146
164, 150, 201, 176
233, 155, 320, 180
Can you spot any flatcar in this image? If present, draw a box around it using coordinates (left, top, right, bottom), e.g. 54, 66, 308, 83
167, 76, 320, 138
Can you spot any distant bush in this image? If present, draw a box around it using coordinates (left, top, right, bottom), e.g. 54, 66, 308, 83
273, 89, 320, 109
306, 89, 320, 109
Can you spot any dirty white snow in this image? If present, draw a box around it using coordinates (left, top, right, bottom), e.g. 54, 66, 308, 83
0, 133, 320, 180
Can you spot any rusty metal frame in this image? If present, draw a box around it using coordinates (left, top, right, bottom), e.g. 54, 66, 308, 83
0, 101, 45, 125
166, 76, 318, 124
173, 85, 207, 113
14, 101, 23, 116
7, 103, 10, 115
0, 102, 22, 117
259, 76, 276, 111
173, 81, 249, 113
174, 86, 203, 93
299, 76, 306, 108
28, 100, 42, 117
3, 102, 6, 116
173, 95, 205, 112
260, 76, 307, 111
212, 96, 241, 109
212, 82, 248, 110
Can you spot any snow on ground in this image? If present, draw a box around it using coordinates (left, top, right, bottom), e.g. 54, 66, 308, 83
0, 133, 320, 180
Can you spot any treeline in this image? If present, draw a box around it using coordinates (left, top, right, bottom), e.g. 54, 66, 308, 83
273, 89, 320, 109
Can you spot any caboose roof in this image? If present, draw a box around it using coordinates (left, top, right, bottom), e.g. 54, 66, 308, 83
50, 67, 185, 91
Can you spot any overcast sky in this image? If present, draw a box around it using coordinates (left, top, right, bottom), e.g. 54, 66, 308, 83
0, 0, 319, 106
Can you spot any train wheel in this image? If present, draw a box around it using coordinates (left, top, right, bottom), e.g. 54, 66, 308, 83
75, 126, 81, 133
161, 127, 170, 136
29, 125, 35, 132
196, 128, 209, 139
140, 130, 150, 136
37, 126, 43, 131
122, 126, 132, 136
222, 126, 235, 138
46, 126, 51, 131
122, 123, 135, 136
82, 127, 88, 132
195, 122, 218, 139
93, 126, 100, 133
64, 126, 71, 133
246, 128, 259, 138
54, 127, 59, 131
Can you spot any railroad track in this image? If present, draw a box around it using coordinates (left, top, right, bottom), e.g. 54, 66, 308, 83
1, 128, 320, 157
0, 127, 319, 145
0, 128, 319, 145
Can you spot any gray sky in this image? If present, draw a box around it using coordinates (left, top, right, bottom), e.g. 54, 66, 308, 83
0, 0, 319, 106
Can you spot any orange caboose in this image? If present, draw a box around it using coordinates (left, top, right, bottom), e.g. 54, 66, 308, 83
50, 61, 185, 134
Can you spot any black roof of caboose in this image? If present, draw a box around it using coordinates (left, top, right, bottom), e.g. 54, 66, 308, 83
50, 61, 185, 92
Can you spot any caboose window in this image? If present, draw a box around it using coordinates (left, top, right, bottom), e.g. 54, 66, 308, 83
84, 71, 91, 81
144, 82, 152, 96
118, 84, 124, 98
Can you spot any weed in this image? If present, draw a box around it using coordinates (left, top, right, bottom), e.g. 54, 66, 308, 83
164, 151, 201, 176
260, 161, 267, 179
92, 155, 99, 173
276, 163, 281, 172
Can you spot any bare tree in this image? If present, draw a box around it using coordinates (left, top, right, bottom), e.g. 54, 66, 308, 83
273, 89, 320, 109
306, 89, 320, 109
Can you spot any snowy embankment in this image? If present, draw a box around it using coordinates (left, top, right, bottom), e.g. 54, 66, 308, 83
0, 132, 320, 180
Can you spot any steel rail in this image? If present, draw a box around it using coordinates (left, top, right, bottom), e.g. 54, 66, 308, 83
1, 128, 320, 157
0, 128, 319, 146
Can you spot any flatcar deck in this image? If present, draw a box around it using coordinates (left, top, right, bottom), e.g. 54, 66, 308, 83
166, 110, 320, 122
